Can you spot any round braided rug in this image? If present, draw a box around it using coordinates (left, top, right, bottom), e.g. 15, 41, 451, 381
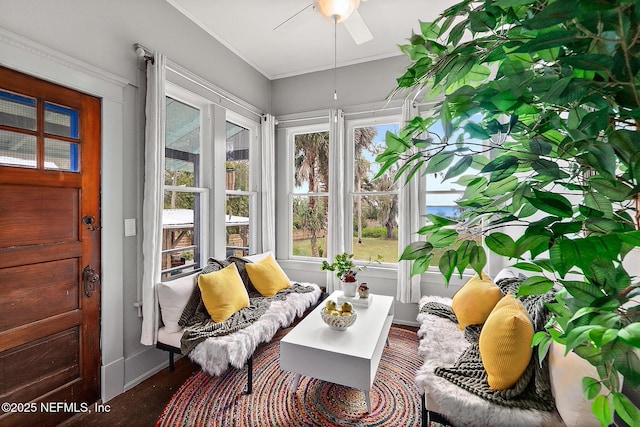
156, 326, 427, 427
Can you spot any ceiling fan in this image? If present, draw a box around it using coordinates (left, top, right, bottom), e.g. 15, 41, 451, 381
274, 0, 374, 45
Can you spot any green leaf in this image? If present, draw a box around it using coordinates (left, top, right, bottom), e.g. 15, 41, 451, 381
426, 214, 458, 226
591, 394, 612, 427
469, 245, 487, 276
424, 151, 455, 174
582, 376, 601, 400
619, 230, 640, 246
614, 351, 640, 388
612, 392, 640, 427
585, 192, 613, 218
455, 240, 476, 276
523, 0, 577, 29
428, 228, 459, 247
516, 30, 577, 52
533, 332, 552, 368
526, 189, 573, 218
561, 280, 603, 303
484, 176, 519, 197
480, 155, 518, 175
443, 155, 473, 181
561, 54, 614, 72
400, 241, 434, 261
439, 250, 458, 283
588, 175, 632, 202
618, 323, 640, 347
517, 276, 554, 296
385, 131, 410, 152
485, 232, 517, 258
511, 262, 542, 272
565, 325, 600, 352
411, 254, 433, 276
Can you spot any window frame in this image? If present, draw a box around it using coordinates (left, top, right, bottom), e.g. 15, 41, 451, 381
161, 83, 210, 280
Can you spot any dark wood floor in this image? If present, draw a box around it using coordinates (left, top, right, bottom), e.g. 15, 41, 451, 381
58, 356, 201, 427
58, 323, 418, 426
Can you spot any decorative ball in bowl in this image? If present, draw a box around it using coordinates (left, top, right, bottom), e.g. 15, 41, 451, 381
320, 300, 357, 331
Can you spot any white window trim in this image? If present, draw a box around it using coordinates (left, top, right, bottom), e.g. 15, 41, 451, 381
163, 83, 212, 275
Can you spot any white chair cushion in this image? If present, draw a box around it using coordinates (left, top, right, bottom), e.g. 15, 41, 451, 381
156, 272, 198, 334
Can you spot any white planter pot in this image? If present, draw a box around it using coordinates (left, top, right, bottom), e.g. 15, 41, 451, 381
341, 280, 358, 297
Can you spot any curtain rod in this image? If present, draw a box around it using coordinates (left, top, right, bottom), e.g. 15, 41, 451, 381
134, 43, 264, 119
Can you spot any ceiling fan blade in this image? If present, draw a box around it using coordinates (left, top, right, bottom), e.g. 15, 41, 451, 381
273, 3, 314, 31
343, 10, 373, 45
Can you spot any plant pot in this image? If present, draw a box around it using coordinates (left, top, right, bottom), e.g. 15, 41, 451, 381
341, 280, 358, 298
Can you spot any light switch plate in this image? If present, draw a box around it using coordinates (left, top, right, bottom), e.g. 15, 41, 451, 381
124, 218, 136, 237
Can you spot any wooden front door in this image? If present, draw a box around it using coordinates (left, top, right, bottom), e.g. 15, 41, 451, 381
0, 66, 101, 427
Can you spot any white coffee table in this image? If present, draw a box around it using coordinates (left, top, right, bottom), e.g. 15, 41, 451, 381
279, 291, 394, 412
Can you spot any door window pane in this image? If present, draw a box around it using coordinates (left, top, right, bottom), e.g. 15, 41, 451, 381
44, 102, 78, 138
0, 130, 36, 168
0, 90, 36, 130
44, 138, 79, 171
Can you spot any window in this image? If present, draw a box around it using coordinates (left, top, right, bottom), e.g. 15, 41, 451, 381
290, 127, 330, 258
0, 89, 80, 171
162, 95, 205, 278
225, 119, 254, 256
349, 121, 400, 263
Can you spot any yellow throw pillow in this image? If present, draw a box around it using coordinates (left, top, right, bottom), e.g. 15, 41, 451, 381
245, 254, 291, 297
198, 263, 249, 322
451, 272, 502, 329
479, 293, 534, 390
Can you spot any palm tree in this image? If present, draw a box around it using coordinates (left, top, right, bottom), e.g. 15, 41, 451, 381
294, 131, 329, 257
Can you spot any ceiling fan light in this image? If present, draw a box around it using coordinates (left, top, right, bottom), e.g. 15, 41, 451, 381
314, 0, 360, 23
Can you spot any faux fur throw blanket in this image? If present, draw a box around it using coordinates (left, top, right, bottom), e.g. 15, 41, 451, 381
179, 282, 315, 355
188, 282, 321, 376
423, 277, 557, 412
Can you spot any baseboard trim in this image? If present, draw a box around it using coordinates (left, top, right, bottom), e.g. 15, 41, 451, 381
101, 357, 124, 403
123, 346, 179, 392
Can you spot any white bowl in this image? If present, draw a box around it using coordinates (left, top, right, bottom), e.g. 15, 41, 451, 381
320, 308, 357, 331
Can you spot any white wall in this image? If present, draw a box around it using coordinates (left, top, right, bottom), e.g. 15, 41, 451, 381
271, 56, 409, 116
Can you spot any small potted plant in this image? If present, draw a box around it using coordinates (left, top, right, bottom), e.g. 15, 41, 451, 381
321, 252, 380, 297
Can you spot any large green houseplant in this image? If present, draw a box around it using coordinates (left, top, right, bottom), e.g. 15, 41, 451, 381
376, 0, 640, 425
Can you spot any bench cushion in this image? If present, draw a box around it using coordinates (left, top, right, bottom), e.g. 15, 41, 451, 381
156, 272, 198, 334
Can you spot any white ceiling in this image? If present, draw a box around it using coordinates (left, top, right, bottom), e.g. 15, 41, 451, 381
166, 0, 459, 80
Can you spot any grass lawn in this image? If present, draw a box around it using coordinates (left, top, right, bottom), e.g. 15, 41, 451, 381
292, 237, 399, 263
292, 233, 481, 269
